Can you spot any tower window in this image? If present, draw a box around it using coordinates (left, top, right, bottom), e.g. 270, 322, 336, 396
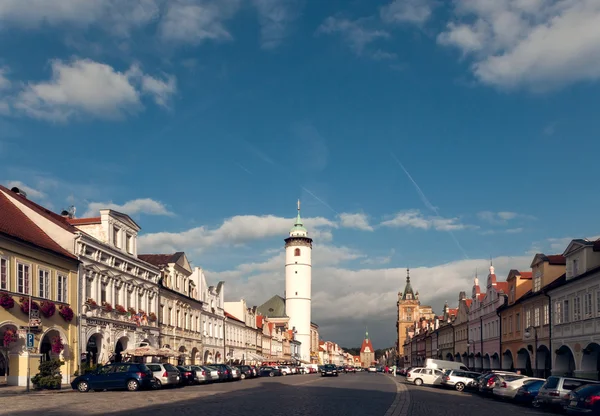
294, 248, 301, 256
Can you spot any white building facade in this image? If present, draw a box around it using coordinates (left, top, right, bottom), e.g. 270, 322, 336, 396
550, 239, 600, 380
191, 267, 225, 364
284, 201, 312, 363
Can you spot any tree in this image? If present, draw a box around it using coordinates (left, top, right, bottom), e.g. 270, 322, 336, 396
32, 359, 64, 390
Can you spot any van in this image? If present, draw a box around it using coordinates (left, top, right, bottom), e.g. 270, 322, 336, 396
424, 358, 469, 371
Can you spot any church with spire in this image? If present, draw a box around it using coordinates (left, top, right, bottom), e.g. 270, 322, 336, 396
396, 268, 435, 366
360, 330, 375, 367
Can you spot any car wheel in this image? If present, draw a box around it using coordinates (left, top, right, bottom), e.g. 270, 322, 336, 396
240, 374, 246, 380
269, 372, 275, 377
455, 382, 465, 392
414, 378, 423, 386
77, 381, 90, 393
154, 379, 162, 389
127, 379, 140, 391
532, 400, 541, 408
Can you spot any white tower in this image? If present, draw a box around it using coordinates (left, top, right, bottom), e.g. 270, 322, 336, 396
285, 199, 312, 363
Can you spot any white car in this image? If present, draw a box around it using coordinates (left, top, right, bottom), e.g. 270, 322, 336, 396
368, 366, 377, 373
278, 366, 292, 375
406, 367, 444, 386
494, 376, 543, 399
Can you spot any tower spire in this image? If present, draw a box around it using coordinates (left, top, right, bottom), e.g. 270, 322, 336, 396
406, 267, 410, 282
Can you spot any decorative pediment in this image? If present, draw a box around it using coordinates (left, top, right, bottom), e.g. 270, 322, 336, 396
106, 210, 141, 232
562, 239, 591, 258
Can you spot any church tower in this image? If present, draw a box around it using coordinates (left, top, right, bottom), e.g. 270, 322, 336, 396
285, 200, 312, 363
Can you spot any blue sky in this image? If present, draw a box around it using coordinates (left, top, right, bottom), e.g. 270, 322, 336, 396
1, 0, 599, 348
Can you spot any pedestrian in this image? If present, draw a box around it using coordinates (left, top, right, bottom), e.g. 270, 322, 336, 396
392, 365, 397, 377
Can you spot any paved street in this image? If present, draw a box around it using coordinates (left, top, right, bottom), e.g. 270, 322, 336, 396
400, 378, 555, 416
1, 373, 396, 416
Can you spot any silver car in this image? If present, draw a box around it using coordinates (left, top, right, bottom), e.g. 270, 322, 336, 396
146, 363, 180, 388
190, 365, 214, 383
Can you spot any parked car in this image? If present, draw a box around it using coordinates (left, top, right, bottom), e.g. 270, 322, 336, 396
514, 379, 545, 406
146, 363, 180, 388
367, 366, 377, 373
258, 366, 282, 377
190, 365, 213, 383
236, 365, 254, 379
278, 366, 292, 376
536, 376, 600, 409
493, 376, 544, 400
406, 367, 444, 386
440, 369, 481, 391
203, 365, 220, 381
176, 365, 195, 385
565, 383, 600, 414
477, 371, 517, 395
321, 364, 338, 377
71, 362, 155, 392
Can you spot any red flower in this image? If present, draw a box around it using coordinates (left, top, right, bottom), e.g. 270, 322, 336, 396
40, 300, 56, 318
102, 302, 113, 312
149, 312, 157, 322
51, 336, 64, 354
0, 292, 14, 309
3, 328, 17, 347
58, 305, 74, 322
115, 304, 126, 314
20, 298, 39, 315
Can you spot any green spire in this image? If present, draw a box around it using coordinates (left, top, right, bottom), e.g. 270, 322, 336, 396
289, 199, 307, 234
365, 330, 369, 340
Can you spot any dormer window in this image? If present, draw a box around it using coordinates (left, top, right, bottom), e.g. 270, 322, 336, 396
126, 234, 133, 254
573, 259, 579, 276
533, 270, 542, 292
113, 226, 121, 248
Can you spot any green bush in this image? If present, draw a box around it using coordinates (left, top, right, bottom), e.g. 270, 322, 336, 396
32, 359, 64, 390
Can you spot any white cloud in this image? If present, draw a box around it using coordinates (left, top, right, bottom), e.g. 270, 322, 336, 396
438, 0, 600, 90
138, 214, 338, 254
381, 209, 475, 231
0, 0, 160, 36
3, 180, 47, 200
127, 64, 177, 108
0, 67, 10, 90
380, 0, 436, 25
159, 0, 241, 44
477, 210, 536, 225
84, 198, 174, 218
252, 0, 302, 49
317, 15, 390, 56
11, 59, 176, 122
339, 213, 373, 231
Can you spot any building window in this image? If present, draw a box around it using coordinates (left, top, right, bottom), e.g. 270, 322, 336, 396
572, 259, 579, 276
508, 315, 513, 333
17, 263, 30, 294
516, 313, 521, 331
533, 274, 541, 292
126, 234, 133, 253
584, 292, 592, 318
555, 301, 562, 324
543, 304, 549, 325
113, 226, 121, 248
127, 291, 133, 309
294, 248, 300, 256
0, 257, 8, 290
525, 309, 531, 328
101, 284, 107, 304
563, 299, 570, 323
574, 296, 581, 320
176, 310, 181, 328
534, 308, 540, 327
57, 274, 67, 303
509, 286, 515, 303
85, 277, 92, 299
38, 268, 50, 299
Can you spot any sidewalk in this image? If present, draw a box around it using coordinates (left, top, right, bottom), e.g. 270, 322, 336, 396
0, 384, 75, 396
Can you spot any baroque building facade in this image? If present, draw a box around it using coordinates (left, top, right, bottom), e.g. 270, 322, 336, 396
191, 267, 225, 364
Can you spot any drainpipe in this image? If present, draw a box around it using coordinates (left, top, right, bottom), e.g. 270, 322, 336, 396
543, 291, 552, 378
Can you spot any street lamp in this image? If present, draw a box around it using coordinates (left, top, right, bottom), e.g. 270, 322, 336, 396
524, 326, 538, 376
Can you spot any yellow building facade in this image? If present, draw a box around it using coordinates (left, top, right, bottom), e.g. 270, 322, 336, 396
0, 190, 79, 386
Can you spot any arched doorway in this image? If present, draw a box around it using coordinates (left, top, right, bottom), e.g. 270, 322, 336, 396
85, 334, 102, 367
0, 324, 19, 378
215, 352, 222, 364
468, 353, 474, 369
502, 350, 514, 371
191, 347, 199, 365
114, 337, 128, 363
581, 343, 600, 380
490, 353, 500, 369
446, 353, 454, 361
204, 350, 213, 364
554, 345, 576, 377
516, 348, 532, 376
474, 353, 482, 370
178, 346, 187, 366
455, 353, 462, 363
483, 353, 491, 370
536, 345, 551, 378
40, 329, 64, 362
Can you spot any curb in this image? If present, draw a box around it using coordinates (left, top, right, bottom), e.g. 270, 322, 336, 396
384, 377, 411, 416
0, 389, 76, 397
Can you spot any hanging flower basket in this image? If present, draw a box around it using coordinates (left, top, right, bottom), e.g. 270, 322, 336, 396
40, 300, 56, 318
148, 312, 157, 322
0, 292, 14, 310
19, 297, 39, 315
3, 328, 17, 347
138, 309, 145, 315
58, 305, 74, 322
51, 336, 64, 354
85, 298, 98, 307
127, 307, 136, 315
115, 304, 126, 314
102, 302, 113, 312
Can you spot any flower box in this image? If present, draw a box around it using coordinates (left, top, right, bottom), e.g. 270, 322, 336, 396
0, 292, 14, 310
102, 302, 113, 312
3, 328, 17, 347
20, 297, 39, 315
127, 307, 136, 315
148, 312, 157, 322
115, 304, 127, 314
58, 305, 74, 322
86, 298, 98, 307
40, 301, 56, 318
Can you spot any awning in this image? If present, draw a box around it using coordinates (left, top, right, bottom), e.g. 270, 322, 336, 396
247, 352, 268, 361
122, 345, 160, 357
228, 350, 245, 361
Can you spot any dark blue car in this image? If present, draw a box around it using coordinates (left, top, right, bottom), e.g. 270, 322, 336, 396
71, 362, 155, 392
514, 379, 545, 406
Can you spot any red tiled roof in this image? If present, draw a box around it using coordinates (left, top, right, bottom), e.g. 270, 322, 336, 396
0, 191, 77, 260
546, 254, 566, 265
0, 185, 76, 232
520, 271, 533, 279
360, 337, 375, 353
496, 282, 509, 293
138, 253, 182, 267
256, 315, 263, 328
448, 308, 458, 315
464, 299, 473, 307
225, 312, 244, 323
67, 217, 101, 225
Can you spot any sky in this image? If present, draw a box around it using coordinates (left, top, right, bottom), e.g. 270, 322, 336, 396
1, 0, 599, 349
